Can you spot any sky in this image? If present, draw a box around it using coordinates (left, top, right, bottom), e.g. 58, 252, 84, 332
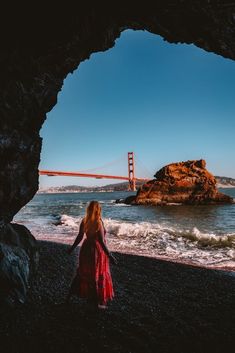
39, 29, 235, 188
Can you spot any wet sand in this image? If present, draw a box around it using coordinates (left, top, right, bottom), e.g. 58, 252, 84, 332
0, 240, 234, 353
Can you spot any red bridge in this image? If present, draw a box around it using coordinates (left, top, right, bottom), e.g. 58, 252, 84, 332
39, 152, 150, 191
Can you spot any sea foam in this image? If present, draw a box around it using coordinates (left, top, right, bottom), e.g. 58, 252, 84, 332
49, 214, 235, 269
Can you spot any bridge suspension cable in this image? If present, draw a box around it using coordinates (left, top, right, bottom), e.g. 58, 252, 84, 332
76, 154, 126, 173
39, 152, 150, 191
135, 155, 153, 179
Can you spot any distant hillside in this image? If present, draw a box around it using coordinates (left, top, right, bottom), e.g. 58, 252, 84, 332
38, 176, 235, 193
38, 181, 145, 193
215, 176, 235, 187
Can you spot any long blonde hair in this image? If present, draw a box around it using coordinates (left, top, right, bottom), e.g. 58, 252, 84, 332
83, 201, 102, 233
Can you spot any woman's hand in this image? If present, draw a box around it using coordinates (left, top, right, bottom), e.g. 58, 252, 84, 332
109, 253, 117, 265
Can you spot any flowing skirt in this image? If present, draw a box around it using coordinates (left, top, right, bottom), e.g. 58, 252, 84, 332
70, 239, 114, 305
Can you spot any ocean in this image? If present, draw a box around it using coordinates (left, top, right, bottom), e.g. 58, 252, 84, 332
14, 189, 235, 270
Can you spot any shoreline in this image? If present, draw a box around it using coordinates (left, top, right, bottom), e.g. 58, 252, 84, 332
108, 247, 235, 273
0, 240, 234, 353
34, 233, 235, 273
36, 186, 235, 194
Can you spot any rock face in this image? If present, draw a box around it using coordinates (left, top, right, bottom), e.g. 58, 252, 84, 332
0, 224, 39, 305
1, 2, 235, 222
1, 2, 235, 305
131, 160, 233, 205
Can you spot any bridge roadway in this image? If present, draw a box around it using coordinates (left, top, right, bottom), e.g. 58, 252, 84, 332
39, 170, 149, 182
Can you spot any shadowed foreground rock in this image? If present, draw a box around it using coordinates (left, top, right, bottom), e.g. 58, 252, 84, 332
1, 2, 235, 223
0, 224, 38, 305
127, 160, 233, 205
1, 2, 235, 308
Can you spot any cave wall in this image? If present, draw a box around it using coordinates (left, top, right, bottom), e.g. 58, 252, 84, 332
1, 1, 235, 223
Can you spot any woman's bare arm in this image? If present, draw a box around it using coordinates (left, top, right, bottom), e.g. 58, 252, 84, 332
97, 223, 117, 264
97, 229, 110, 257
68, 220, 85, 254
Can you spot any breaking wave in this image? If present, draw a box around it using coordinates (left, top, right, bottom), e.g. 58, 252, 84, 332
14, 190, 235, 270
33, 214, 234, 269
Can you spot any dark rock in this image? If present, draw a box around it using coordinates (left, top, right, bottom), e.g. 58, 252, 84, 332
0, 223, 39, 305
116, 196, 136, 205
123, 195, 137, 205
1, 2, 235, 312
115, 198, 124, 204
128, 160, 233, 205
1, 3, 235, 222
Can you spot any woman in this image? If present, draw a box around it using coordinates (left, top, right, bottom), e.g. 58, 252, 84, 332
67, 201, 116, 309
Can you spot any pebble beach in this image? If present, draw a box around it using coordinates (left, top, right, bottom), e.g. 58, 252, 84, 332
0, 240, 234, 353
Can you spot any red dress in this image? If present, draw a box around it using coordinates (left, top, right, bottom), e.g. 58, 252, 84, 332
70, 222, 114, 305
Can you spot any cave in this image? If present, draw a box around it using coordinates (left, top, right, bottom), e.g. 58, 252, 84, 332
1, 2, 235, 305
1, 2, 235, 224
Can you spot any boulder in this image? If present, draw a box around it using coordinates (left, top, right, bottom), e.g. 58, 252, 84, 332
0, 223, 39, 305
127, 160, 233, 205
116, 195, 136, 205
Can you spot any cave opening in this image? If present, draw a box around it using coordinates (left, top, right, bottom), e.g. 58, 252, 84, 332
13, 28, 235, 276
38, 29, 235, 192
1, 4, 235, 321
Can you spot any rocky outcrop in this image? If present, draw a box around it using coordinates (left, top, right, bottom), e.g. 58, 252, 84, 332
1, 2, 235, 222
0, 223, 39, 305
128, 160, 233, 205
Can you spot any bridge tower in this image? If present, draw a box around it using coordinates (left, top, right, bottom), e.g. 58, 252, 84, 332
128, 152, 136, 191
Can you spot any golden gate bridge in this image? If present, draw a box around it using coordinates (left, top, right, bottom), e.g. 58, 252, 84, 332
39, 152, 150, 191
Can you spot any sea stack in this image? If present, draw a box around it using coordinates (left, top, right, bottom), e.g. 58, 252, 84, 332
127, 160, 233, 205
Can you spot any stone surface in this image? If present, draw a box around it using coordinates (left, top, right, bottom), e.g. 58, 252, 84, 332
0, 223, 39, 305
1, 2, 235, 222
130, 160, 233, 205
1, 2, 235, 308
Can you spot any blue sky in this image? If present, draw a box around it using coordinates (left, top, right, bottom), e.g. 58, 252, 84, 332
39, 29, 235, 187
